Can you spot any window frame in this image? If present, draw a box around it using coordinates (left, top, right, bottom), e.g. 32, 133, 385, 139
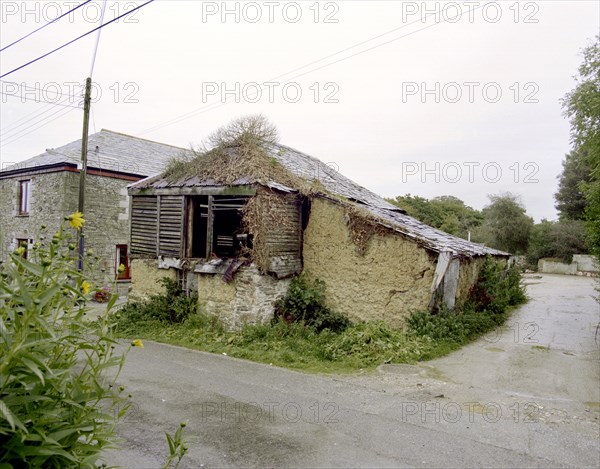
115, 244, 131, 280
18, 179, 31, 215
186, 195, 251, 261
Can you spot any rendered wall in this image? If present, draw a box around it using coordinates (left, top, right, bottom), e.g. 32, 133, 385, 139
455, 256, 486, 308
302, 198, 436, 327
130, 259, 176, 299
572, 255, 599, 273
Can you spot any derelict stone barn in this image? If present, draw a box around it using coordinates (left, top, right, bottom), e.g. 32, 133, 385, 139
0, 130, 188, 291
127, 140, 508, 329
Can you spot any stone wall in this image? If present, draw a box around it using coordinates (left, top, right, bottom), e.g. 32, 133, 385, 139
75, 172, 131, 285
0, 172, 72, 261
0, 170, 134, 291
197, 264, 291, 330
302, 198, 437, 327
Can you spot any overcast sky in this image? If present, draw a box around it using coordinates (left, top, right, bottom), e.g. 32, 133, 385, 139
1, 1, 598, 221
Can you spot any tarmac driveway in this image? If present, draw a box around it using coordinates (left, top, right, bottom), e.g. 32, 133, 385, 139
104, 274, 600, 468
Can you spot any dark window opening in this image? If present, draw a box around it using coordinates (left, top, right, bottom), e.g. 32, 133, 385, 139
188, 195, 251, 259
116, 244, 131, 280
190, 196, 208, 258
300, 196, 311, 231
18, 180, 30, 215
213, 196, 248, 258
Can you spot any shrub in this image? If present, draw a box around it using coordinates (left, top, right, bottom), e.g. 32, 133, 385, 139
0, 219, 130, 468
273, 273, 350, 333
407, 309, 504, 342
465, 257, 527, 314
117, 278, 197, 328
323, 321, 435, 364
408, 256, 526, 341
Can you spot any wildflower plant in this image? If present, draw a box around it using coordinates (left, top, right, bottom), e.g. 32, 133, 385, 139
0, 214, 132, 468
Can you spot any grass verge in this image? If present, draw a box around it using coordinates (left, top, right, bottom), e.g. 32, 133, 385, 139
114, 258, 526, 374
115, 308, 514, 374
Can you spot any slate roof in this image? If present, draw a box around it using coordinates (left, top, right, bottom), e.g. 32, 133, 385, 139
131, 142, 508, 258
1, 129, 190, 177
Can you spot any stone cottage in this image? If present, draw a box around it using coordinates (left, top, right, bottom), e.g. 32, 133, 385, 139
127, 136, 508, 328
0, 129, 188, 293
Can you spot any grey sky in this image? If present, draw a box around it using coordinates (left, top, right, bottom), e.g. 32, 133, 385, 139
1, 1, 598, 221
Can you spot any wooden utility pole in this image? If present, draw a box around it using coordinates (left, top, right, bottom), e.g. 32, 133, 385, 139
77, 77, 92, 271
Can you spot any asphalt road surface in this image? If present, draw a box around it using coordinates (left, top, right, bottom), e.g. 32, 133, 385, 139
103, 274, 600, 468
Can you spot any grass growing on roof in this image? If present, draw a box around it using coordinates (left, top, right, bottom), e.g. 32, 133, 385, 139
163, 114, 321, 194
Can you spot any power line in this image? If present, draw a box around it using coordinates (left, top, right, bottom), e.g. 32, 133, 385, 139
142, 2, 481, 135
0, 0, 93, 53
1, 96, 79, 136
1, 106, 79, 146
0, 91, 81, 107
0, 79, 83, 100
0, 0, 155, 79
89, 0, 108, 78
0, 100, 58, 132
1, 98, 77, 140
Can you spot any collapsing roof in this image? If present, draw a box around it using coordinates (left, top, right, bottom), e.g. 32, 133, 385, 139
130, 141, 507, 259
1, 129, 190, 178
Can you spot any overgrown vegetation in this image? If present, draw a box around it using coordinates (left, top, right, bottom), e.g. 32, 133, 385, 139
117, 278, 197, 325
273, 273, 350, 332
409, 258, 527, 341
344, 205, 390, 256
163, 115, 318, 194
526, 219, 588, 266
115, 258, 526, 373
465, 257, 527, 313
0, 218, 130, 468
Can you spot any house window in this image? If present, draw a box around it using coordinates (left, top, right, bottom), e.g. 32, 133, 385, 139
16, 238, 30, 259
18, 180, 30, 215
188, 195, 251, 259
115, 244, 131, 280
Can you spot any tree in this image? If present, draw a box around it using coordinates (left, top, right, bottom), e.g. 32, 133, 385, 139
430, 195, 483, 237
554, 148, 592, 220
562, 37, 600, 258
387, 194, 483, 239
526, 219, 588, 266
387, 194, 445, 228
474, 193, 534, 255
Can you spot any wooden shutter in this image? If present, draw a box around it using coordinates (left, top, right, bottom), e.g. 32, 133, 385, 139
264, 194, 302, 278
130, 196, 158, 257
158, 195, 184, 257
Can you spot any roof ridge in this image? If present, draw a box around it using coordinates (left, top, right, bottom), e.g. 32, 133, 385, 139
98, 129, 190, 151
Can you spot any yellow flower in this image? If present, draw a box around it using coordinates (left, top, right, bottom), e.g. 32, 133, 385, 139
81, 281, 90, 294
68, 211, 85, 230
118, 263, 126, 273
14, 246, 26, 256
131, 339, 144, 348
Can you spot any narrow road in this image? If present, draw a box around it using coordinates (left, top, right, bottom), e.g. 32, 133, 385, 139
104, 274, 600, 468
